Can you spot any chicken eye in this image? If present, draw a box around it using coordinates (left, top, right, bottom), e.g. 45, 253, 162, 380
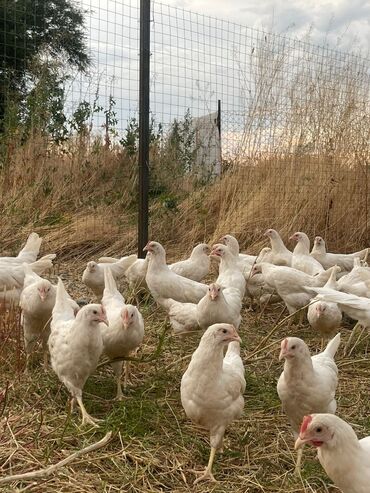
291, 345, 296, 350
222, 328, 227, 334
131, 313, 134, 318
316, 427, 322, 433
93, 310, 97, 315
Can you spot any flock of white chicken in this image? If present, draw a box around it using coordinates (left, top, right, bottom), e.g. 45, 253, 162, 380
2, 229, 370, 492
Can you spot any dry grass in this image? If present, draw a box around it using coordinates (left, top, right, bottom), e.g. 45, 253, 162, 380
0, 260, 370, 493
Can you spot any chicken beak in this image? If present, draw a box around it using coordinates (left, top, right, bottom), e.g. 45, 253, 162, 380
209, 287, 218, 300
39, 292, 47, 302
122, 310, 130, 329
231, 327, 242, 343
98, 312, 109, 326
279, 348, 290, 361
294, 435, 308, 450
143, 243, 150, 252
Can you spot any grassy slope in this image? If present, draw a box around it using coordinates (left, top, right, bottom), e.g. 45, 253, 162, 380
0, 260, 369, 493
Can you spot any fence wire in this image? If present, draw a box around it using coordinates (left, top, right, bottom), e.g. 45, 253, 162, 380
0, 0, 369, 251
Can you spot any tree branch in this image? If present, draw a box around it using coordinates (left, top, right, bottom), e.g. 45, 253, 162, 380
0, 432, 113, 485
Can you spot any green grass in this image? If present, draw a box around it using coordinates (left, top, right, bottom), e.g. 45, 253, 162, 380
1, 271, 369, 493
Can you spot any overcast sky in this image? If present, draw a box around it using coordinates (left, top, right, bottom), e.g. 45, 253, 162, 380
73, 0, 369, 147
164, 0, 370, 53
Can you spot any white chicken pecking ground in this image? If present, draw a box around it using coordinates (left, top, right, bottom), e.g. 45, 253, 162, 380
277, 333, 341, 474
169, 243, 211, 281
101, 268, 144, 399
181, 323, 245, 484
295, 414, 370, 493
144, 241, 208, 303
48, 279, 107, 426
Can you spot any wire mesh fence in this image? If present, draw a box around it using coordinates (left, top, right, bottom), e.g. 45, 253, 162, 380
0, 0, 369, 253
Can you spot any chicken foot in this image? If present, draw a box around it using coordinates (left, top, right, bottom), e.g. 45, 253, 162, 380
76, 396, 101, 427
190, 447, 217, 484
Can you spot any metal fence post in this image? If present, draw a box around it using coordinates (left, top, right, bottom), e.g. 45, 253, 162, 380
138, 0, 151, 258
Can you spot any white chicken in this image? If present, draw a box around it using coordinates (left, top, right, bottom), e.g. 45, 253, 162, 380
311, 236, 369, 272
220, 234, 257, 268
277, 334, 340, 472
290, 232, 324, 275
307, 266, 342, 343
101, 268, 144, 399
99, 254, 150, 292
144, 241, 207, 303
0, 254, 56, 306
181, 323, 245, 484
264, 229, 292, 266
20, 265, 78, 370
244, 247, 280, 307
337, 262, 370, 300
82, 255, 137, 299
310, 287, 370, 328
309, 286, 370, 354
169, 243, 211, 282
251, 263, 337, 315
158, 283, 242, 334
211, 243, 246, 298
48, 279, 106, 426
0, 232, 42, 265
295, 413, 370, 493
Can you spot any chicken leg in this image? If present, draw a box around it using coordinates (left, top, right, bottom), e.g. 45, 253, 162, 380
294, 447, 304, 476
76, 396, 101, 427
191, 447, 217, 484
344, 322, 360, 356
111, 361, 124, 400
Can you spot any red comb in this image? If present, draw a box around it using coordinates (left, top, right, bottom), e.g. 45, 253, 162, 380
281, 338, 288, 350
300, 415, 313, 434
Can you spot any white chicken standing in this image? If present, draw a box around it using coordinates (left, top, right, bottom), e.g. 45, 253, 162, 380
307, 266, 342, 344
295, 413, 370, 493
277, 334, 341, 473
181, 323, 245, 484
82, 255, 137, 299
290, 232, 324, 275
264, 229, 292, 266
158, 283, 242, 334
101, 268, 144, 399
169, 243, 211, 282
20, 265, 79, 370
144, 241, 207, 303
220, 234, 257, 268
211, 243, 246, 298
48, 279, 106, 426
311, 236, 369, 272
